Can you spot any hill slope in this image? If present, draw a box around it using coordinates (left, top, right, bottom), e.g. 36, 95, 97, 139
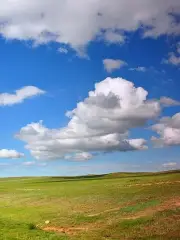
0, 171, 179, 239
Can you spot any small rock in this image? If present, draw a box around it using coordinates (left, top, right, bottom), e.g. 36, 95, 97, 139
45, 220, 50, 224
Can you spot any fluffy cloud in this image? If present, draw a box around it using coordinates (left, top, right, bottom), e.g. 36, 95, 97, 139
0, 0, 179, 53
0, 86, 45, 106
0, 149, 24, 159
129, 67, 147, 72
16, 77, 166, 160
151, 113, 180, 147
103, 59, 127, 72
22, 161, 35, 166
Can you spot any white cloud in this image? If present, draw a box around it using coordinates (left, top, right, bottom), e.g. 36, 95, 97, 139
22, 161, 35, 166
0, 86, 45, 106
129, 67, 147, 72
0, 0, 179, 53
16, 77, 165, 160
0, 149, 24, 159
65, 152, 93, 161
103, 59, 127, 72
169, 53, 180, 66
162, 162, 177, 168
159, 97, 180, 107
103, 30, 126, 44
164, 53, 180, 66
58, 47, 68, 54
22, 161, 47, 166
151, 113, 180, 147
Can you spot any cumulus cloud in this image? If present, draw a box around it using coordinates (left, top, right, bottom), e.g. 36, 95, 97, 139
0, 0, 179, 53
16, 77, 166, 160
103, 59, 127, 72
151, 113, 180, 147
0, 86, 45, 106
0, 149, 24, 159
129, 67, 147, 72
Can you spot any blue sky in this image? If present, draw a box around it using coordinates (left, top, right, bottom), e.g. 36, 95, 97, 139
0, 1, 180, 176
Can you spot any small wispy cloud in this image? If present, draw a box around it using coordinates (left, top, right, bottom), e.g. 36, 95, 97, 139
65, 152, 93, 161
103, 59, 127, 72
22, 161, 47, 167
162, 42, 180, 67
58, 47, 68, 54
0, 86, 45, 106
0, 149, 24, 159
129, 66, 147, 72
162, 162, 177, 168
159, 97, 180, 107
22, 161, 36, 166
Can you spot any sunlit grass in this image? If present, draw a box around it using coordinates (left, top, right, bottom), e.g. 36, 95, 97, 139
0, 171, 179, 239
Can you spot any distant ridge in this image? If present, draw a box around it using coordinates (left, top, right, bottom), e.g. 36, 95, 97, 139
0, 169, 179, 180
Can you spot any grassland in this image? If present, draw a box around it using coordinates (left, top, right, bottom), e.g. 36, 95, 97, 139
0, 171, 179, 240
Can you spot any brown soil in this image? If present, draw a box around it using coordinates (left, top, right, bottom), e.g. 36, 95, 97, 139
43, 196, 180, 235
123, 197, 180, 220
43, 226, 88, 235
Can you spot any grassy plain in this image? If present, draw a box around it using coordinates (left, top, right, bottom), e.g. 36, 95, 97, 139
0, 171, 180, 240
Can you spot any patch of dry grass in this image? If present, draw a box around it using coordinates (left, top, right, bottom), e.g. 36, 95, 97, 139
0, 171, 179, 239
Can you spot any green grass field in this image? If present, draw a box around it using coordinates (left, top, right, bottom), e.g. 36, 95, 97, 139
0, 171, 180, 240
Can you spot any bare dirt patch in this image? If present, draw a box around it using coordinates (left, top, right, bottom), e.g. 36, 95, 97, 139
124, 197, 180, 220
87, 197, 180, 218
43, 226, 89, 235
88, 207, 121, 217
42, 195, 180, 235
